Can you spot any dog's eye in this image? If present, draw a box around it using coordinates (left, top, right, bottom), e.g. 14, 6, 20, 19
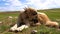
32, 12, 37, 15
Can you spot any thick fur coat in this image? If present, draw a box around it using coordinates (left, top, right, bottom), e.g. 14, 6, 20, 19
10, 8, 59, 32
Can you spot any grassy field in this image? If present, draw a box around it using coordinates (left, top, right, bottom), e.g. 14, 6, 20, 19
0, 8, 60, 34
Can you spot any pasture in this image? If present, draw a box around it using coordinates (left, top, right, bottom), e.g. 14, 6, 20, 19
0, 8, 60, 34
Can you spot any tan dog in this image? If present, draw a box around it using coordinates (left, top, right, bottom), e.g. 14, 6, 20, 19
10, 8, 40, 31
10, 7, 59, 32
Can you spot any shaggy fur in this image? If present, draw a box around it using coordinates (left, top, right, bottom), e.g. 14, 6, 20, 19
10, 7, 59, 32
10, 8, 40, 31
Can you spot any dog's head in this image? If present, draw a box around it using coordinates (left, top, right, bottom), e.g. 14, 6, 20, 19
24, 7, 38, 24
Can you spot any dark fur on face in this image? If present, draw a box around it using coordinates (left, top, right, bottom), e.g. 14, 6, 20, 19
31, 10, 37, 16
31, 16, 38, 24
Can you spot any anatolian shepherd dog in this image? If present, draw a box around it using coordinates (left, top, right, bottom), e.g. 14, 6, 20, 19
10, 7, 59, 32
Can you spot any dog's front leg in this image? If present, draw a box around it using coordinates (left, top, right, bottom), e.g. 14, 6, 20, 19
16, 25, 29, 31
10, 24, 17, 31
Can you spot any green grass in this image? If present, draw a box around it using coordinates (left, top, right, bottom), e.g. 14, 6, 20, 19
0, 8, 60, 34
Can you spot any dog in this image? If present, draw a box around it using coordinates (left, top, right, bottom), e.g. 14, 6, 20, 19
10, 7, 59, 32
10, 7, 40, 32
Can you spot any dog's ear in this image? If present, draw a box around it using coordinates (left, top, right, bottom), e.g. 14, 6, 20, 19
24, 7, 29, 13
24, 7, 27, 10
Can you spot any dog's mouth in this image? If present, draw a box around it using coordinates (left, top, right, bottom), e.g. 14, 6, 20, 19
31, 16, 38, 24
32, 19, 38, 23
